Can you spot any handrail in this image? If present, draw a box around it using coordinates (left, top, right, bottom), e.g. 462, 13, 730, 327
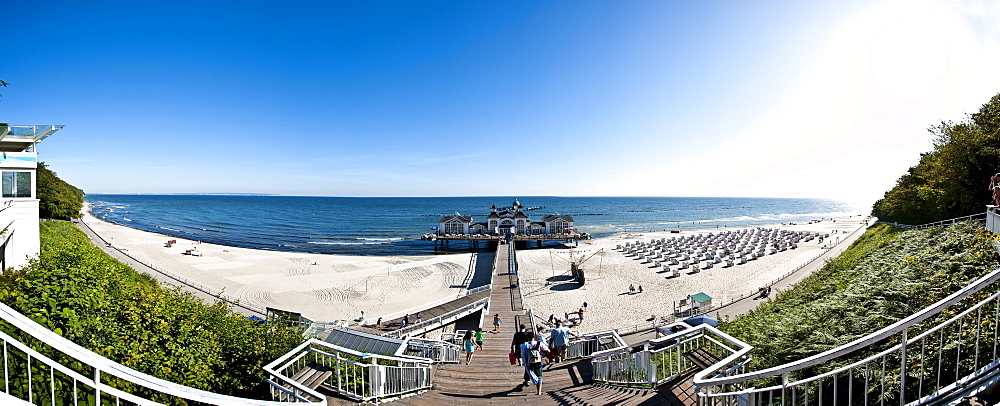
877, 212, 987, 230
694, 263, 1000, 387
266, 338, 433, 403
384, 297, 489, 339
0, 301, 325, 405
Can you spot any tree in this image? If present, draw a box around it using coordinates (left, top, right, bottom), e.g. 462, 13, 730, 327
36, 162, 85, 219
873, 93, 1000, 223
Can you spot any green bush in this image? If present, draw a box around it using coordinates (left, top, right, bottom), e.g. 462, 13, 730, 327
722, 222, 1000, 370
0, 221, 304, 400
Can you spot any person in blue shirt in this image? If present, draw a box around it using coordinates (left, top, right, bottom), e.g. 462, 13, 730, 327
548, 320, 579, 363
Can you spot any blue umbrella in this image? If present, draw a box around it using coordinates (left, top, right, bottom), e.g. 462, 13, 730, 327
683, 314, 719, 327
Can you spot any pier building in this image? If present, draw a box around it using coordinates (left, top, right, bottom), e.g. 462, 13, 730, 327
423, 200, 589, 249
0, 124, 62, 270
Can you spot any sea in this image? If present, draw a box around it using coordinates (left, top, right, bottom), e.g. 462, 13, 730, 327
86, 195, 868, 256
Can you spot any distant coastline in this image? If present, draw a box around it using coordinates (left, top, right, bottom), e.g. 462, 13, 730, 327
86, 194, 866, 256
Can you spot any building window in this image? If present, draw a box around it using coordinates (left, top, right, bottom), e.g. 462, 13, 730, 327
516, 220, 525, 234
445, 220, 463, 234
1, 171, 31, 198
489, 220, 497, 232
550, 220, 566, 234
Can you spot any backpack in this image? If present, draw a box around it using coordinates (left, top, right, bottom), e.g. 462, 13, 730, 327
526, 342, 543, 366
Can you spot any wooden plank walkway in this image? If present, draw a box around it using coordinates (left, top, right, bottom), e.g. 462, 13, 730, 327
395, 244, 678, 405
352, 290, 490, 336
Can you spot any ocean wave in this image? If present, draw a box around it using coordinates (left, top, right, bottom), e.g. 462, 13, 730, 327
701, 211, 860, 224
306, 239, 403, 246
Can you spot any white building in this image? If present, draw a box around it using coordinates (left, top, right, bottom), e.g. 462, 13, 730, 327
437, 200, 575, 236
0, 124, 62, 270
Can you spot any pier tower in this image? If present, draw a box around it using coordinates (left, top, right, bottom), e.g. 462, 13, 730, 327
0, 124, 62, 270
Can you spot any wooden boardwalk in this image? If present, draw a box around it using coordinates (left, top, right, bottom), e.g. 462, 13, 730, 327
394, 245, 680, 405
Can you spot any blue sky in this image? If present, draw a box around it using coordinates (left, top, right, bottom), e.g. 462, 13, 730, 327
5, 1, 1000, 206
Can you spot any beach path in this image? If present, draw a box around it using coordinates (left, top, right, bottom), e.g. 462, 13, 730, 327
395, 245, 677, 405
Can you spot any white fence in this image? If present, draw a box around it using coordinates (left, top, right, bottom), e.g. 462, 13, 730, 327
265, 339, 433, 403
0, 301, 325, 405
693, 263, 1000, 405
384, 297, 489, 339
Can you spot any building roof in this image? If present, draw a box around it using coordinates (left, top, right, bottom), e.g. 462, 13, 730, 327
513, 211, 529, 219
487, 211, 500, 219
323, 328, 405, 356
542, 214, 574, 222
439, 214, 473, 223
690, 292, 712, 303
0, 124, 62, 152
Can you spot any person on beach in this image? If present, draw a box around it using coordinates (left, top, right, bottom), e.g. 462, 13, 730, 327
415, 312, 421, 324
520, 333, 549, 395
578, 307, 585, 322
402, 314, 409, 327
474, 328, 485, 350
511, 324, 532, 366
638, 285, 643, 294
990, 173, 1000, 206
463, 330, 476, 365
629, 284, 636, 294
548, 320, 579, 363
493, 314, 502, 332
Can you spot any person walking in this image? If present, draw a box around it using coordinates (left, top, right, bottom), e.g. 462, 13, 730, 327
548, 320, 579, 364
520, 333, 549, 395
510, 324, 532, 366
493, 313, 502, 332
474, 328, 485, 350
415, 312, 421, 324
463, 330, 476, 365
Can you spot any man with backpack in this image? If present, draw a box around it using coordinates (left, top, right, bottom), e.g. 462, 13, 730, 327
520, 333, 549, 395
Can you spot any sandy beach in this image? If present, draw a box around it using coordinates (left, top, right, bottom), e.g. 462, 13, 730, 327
81, 208, 474, 323
81, 206, 867, 331
516, 216, 869, 332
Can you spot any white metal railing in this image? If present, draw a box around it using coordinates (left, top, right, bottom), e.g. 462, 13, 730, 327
0, 301, 325, 405
988, 208, 1000, 234
384, 297, 489, 339
265, 339, 433, 403
694, 263, 1000, 406
565, 330, 628, 360
590, 324, 750, 389
400, 337, 461, 363
879, 212, 987, 231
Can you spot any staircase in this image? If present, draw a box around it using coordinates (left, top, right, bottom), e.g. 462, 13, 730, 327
393, 244, 681, 405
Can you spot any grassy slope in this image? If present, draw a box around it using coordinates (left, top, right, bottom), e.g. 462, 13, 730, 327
721, 222, 1000, 370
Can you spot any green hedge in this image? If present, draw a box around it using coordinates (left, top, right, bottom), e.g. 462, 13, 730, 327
0, 221, 304, 401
